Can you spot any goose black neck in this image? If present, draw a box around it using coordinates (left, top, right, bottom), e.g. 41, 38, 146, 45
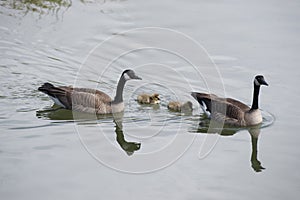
251, 83, 260, 110
112, 75, 126, 104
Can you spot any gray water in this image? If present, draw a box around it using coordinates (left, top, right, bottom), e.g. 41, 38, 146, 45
1, 0, 300, 199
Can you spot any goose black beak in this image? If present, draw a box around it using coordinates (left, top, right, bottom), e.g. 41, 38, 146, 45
133, 75, 142, 80
261, 79, 269, 86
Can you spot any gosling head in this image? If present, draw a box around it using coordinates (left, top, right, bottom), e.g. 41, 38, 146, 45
182, 101, 193, 110
254, 75, 268, 86
149, 93, 160, 104
122, 69, 142, 81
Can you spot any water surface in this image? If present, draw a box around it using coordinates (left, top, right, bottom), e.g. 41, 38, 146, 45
1, 0, 300, 199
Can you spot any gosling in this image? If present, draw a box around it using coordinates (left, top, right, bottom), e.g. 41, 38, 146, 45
168, 101, 193, 112
137, 93, 160, 104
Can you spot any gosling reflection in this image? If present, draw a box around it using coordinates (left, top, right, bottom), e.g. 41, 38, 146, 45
196, 119, 265, 172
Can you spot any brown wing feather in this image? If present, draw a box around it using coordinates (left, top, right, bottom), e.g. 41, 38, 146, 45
68, 88, 112, 103
70, 91, 112, 113
211, 112, 243, 127
210, 98, 245, 120
225, 98, 250, 112
58, 87, 112, 113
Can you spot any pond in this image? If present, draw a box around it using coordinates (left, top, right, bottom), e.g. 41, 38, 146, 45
1, 0, 300, 199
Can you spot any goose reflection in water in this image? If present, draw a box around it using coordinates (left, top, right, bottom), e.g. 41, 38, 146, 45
113, 112, 141, 156
196, 116, 265, 172
36, 106, 141, 156
248, 127, 265, 172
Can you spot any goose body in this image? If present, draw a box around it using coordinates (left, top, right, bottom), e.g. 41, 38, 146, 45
168, 101, 193, 112
137, 93, 160, 104
191, 75, 268, 127
38, 69, 141, 114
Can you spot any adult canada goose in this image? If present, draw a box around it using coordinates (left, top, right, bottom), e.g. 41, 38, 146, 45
38, 69, 141, 114
167, 101, 193, 112
191, 75, 268, 127
137, 93, 160, 104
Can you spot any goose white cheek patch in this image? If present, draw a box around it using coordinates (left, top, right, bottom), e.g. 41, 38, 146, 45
254, 79, 260, 86
124, 73, 131, 81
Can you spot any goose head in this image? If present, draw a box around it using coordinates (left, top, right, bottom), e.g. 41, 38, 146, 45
254, 75, 268, 86
122, 69, 142, 81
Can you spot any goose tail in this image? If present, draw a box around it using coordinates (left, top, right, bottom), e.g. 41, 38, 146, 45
38, 82, 66, 97
38, 83, 55, 96
191, 92, 204, 106
191, 92, 211, 116
38, 83, 55, 95
38, 83, 68, 108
